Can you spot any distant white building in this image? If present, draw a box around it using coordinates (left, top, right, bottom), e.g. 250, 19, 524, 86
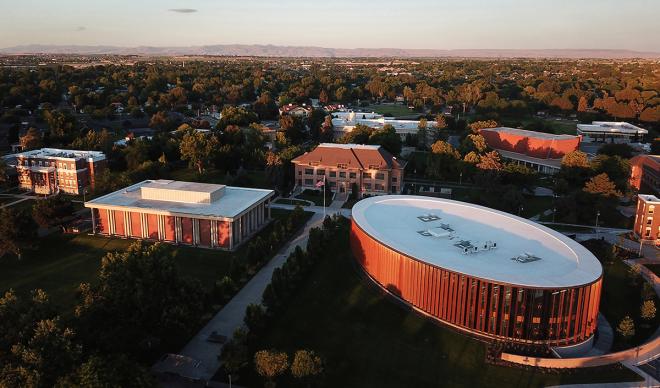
331, 111, 438, 139
576, 121, 648, 143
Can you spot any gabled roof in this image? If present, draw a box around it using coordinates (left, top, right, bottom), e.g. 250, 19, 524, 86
292, 143, 405, 170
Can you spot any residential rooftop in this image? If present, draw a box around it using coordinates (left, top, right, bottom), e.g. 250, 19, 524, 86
352, 196, 602, 288
85, 179, 274, 220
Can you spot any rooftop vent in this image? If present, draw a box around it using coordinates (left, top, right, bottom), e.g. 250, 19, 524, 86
454, 240, 497, 255
417, 214, 440, 222
511, 252, 542, 263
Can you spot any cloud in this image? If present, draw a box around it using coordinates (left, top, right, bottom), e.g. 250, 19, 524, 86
76, 26, 86, 32
168, 8, 197, 13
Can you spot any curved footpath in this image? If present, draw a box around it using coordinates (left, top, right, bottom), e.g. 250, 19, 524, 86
502, 255, 660, 386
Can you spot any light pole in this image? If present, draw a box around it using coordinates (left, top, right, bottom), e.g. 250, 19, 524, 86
459, 172, 463, 186
518, 205, 524, 216
595, 210, 600, 237
552, 207, 556, 223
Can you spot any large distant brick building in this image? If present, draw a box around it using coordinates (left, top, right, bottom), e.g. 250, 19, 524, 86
630, 155, 659, 195
291, 143, 406, 197
84, 180, 274, 251
634, 194, 659, 243
2, 148, 106, 195
479, 127, 581, 174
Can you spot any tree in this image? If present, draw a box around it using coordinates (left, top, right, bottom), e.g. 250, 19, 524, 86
616, 316, 635, 340
0, 158, 8, 187
20, 127, 42, 150
468, 120, 497, 133
641, 300, 657, 322
561, 150, 590, 168
217, 106, 259, 131
279, 115, 306, 145
55, 355, 155, 388
291, 350, 323, 382
5, 318, 81, 388
597, 143, 634, 159
74, 242, 205, 357
180, 130, 220, 174
254, 350, 289, 387
368, 125, 401, 155
577, 96, 588, 112
0, 208, 38, 260
476, 151, 503, 171
219, 327, 249, 377
583, 173, 622, 198
32, 195, 74, 229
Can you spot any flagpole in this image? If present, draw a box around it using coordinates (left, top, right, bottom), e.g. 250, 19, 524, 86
323, 175, 326, 221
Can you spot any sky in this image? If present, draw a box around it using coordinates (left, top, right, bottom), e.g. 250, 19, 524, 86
1, 0, 659, 51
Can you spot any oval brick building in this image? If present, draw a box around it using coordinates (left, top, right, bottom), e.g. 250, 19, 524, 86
350, 196, 603, 347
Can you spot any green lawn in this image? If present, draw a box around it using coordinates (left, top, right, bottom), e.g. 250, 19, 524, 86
599, 259, 660, 350
249, 226, 641, 387
295, 189, 333, 206
363, 104, 415, 117
0, 208, 300, 316
274, 198, 310, 207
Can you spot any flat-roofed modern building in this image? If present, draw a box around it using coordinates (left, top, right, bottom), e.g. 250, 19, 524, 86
577, 121, 648, 143
331, 110, 439, 139
291, 143, 406, 197
634, 194, 659, 243
480, 127, 581, 174
84, 180, 274, 251
2, 148, 106, 195
351, 196, 603, 348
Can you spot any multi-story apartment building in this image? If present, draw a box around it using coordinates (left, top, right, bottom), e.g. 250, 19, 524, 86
634, 194, 659, 243
3, 148, 106, 195
291, 143, 405, 197
630, 155, 659, 196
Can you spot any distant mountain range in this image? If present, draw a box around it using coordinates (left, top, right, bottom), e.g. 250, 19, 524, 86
1, 44, 659, 59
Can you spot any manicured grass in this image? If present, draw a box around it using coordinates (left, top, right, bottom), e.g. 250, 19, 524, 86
295, 189, 333, 206
363, 104, 415, 117
521, 195, 555, 219
0, 208, 300, 316
251, 227, 641, 387
274, 198, 310, 207
599, 259, 660, 350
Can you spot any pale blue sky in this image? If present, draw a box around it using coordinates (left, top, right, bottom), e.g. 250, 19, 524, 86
1, 0, 659, 51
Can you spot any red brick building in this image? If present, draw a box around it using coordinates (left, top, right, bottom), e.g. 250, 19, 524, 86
634, 194, 659, 243
84, 180, 274, 251
630, 155, 659, 195
480, 127, 581, 174
291, 143, 406, 197
3, 148, 106, 195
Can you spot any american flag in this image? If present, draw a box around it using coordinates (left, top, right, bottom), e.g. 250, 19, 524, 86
315, 179, 325, 188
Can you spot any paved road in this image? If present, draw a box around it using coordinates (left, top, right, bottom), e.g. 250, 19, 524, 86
153, 207, 331, 381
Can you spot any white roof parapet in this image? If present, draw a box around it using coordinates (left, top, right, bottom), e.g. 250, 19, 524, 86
85, 180, 274, 220
8, 147, 107, 161
352, 195, 602, 288
577, 121, 648, 135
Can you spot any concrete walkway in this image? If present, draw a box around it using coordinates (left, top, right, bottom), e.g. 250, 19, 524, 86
584, 313, 614, 357
152, 212, 325, 382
